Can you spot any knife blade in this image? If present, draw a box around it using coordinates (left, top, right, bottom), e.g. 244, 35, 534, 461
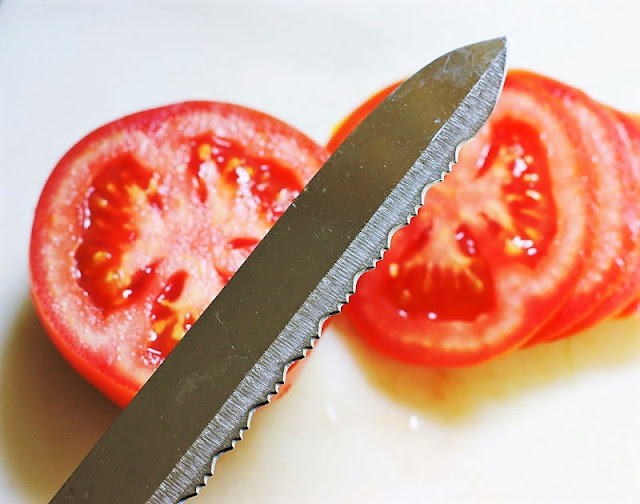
49, 37, 506, 504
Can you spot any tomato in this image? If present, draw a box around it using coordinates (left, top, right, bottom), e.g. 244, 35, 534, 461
515, 74, 636, 344
30, 102, 328, 407
341, 71, 593, 366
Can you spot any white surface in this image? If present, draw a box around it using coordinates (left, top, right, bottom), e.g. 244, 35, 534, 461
2, 1, 640, 502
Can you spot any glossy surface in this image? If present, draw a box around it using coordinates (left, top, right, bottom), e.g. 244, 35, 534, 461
2, 1, 640, 503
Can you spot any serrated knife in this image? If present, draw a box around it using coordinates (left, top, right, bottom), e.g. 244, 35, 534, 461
49, 38, 507, 503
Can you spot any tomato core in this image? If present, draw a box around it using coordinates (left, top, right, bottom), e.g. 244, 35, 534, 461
379, 117, 557, 323
74, 154, 160, 313
481, 118, 557, 266
188, 135, 303, 222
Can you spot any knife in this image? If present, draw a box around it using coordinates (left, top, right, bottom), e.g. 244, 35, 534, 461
49, 38, 506, 503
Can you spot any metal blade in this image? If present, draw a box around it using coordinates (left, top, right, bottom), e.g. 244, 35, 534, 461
49, 38, 506, 504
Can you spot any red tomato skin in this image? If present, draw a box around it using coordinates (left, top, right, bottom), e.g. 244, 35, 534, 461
342, 71, 592, 367
30, 102, 328, 407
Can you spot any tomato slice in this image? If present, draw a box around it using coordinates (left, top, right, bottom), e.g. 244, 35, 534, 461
30, 102, 328, 407
342, 72, 591, 366
514, 73, 635, 344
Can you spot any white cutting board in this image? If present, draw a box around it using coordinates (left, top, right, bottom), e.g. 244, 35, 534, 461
1, 1, 640, 502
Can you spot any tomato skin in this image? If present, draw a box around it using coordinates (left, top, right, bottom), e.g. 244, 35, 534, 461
30, 102, 328, 407
343, 72, 592, 366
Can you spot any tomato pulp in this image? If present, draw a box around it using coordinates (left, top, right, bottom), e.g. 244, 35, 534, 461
30, 102, 328, 406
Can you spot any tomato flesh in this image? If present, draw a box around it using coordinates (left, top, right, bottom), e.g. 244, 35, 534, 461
187, 135, 304, 222
386, 116, 557, 325
30, 102, 327, 406
343, 72, 591, 366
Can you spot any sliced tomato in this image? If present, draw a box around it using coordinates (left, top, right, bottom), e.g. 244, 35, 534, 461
616, 114, 640, 319
341, 71, 592, 366
565, 110, 640, 327
516, 74, 635, 344
30, 102, 328, 407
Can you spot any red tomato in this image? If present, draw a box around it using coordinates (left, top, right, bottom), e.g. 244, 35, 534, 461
515, 73, 636, 344
30, 102, 328, 407
341, 71, 592, 366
